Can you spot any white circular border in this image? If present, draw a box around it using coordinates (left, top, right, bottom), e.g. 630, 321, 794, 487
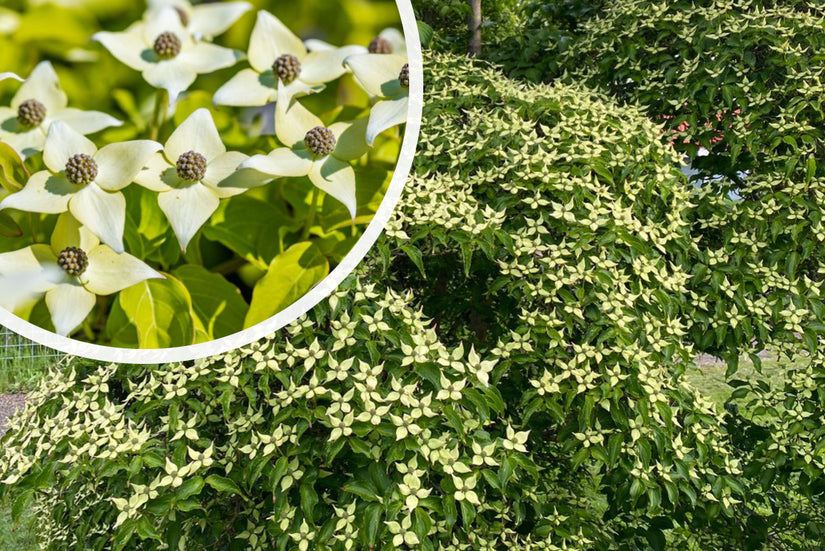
0, 1, 423, 364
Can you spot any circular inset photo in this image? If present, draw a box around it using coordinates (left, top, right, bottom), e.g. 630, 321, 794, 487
0, 0, 420, 362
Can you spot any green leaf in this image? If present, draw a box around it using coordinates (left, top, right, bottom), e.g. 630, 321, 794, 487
363, 502, 382, 545
244, 241, 329, 328
300, 483, 319, 520
117, 275, 197, 348
174, 265, 248, 339
0, 211, 22, 238
417, 20, 434, 48
135, 516, 162, 541
123, 186, 172, 265
646, 528, 666, 551
205, 475, 246, 499
0, 142, 27, 192
177, 476, 204, 500
202, 196, 292, 268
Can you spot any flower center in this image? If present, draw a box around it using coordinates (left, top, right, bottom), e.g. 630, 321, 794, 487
176, 151, 207, 181
368, 37, 393, 54
154, 31, 182, 59
398, 63, 409, 89
273, 54, 301, 84
58, 247, 88, 277
65, 154, 98, 186
17, 99, 46, 128
304, 126, 336, 157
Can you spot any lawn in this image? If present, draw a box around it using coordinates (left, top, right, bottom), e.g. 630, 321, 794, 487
0, 497, 38, 551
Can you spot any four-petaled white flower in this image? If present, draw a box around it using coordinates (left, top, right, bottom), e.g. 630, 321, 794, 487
145, 0, 252, 40
0, 214, 163, 336
240, 86, 369, 218
136, 108, 267, 251
213, 10, 361, 107
0, 62, 122, 159
0, 120, 161, 253
344, 53, 410, 146
311, 27, 405, 56
93, 6, 243, 102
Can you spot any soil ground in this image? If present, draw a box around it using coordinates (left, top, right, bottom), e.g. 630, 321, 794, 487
0, 394, 26, 437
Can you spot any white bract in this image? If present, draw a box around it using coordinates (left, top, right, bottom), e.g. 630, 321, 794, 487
240, 86, 369, 218
93, 6, 243, 102
0, 7, 19, 35
0, 121, 161, 253
135, 108, 266, 251
145, 0, 252, 40
345, 53, 409, 146
213, 10, 361, 108
0, 62, 122, 159
0, 214, 162, 336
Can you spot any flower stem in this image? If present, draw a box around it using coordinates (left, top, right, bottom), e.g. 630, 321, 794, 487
149, 89, 169, 141
301, 188, 321, 241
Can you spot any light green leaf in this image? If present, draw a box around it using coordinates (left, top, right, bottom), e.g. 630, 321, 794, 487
244, 241, 329, 328
117, 275, 197, 348
0, 142, 28, 192
174, 265, 248, 339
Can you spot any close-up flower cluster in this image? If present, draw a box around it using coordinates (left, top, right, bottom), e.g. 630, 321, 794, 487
0, 0, 410, 347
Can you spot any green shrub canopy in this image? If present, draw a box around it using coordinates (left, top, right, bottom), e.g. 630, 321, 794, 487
0, 52, 765, 550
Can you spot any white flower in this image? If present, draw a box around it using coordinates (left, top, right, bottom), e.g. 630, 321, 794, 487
213, 10, 362, 107
240, 86, 369, 218
376, 28, 407, 55
385, 515, 419, 547
145, 0, 252, 40
93, 7, 243, 102
0, 121, 161, 252
344, 53, 409, 146
0, 214, 163, 336
135, 108, 267, 251
0, 62, 122, 159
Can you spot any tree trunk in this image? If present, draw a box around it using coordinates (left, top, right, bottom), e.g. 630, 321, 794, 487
468, 0, 482, 57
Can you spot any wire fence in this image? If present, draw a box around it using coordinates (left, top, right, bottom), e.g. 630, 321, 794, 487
0, 326, 62, 393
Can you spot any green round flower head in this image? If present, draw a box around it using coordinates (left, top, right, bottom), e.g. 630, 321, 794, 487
17, 99, 46, 128
176, 150, 207, 182
153, 31, 182, 60
304, 126, 336, 157
368, 37, 393, 54
399, 63, 410, 89
274, 54, 301, 84
57, 247, 88, 277
65, 154, 98, 186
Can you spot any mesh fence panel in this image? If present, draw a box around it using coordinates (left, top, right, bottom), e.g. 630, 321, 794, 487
0, 326, 62, 391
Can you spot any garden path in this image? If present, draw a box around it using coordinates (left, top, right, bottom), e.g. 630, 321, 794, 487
0, 394, 25, 437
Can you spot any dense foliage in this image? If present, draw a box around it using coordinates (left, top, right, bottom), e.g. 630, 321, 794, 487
0, 51, 761, 550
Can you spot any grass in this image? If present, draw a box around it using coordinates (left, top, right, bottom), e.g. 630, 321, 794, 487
684, 353, 801, 409
0, 497, 38, 551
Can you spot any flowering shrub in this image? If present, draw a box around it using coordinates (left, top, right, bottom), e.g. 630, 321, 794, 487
0, 52, 767, 550
0, 1, 409, 347
560, 0, 825, 365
